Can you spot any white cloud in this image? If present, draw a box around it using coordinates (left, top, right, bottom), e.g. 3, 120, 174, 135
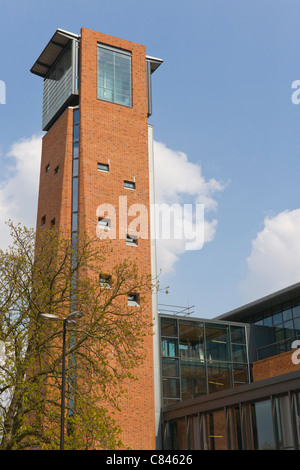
0, 135, 42, 249
153, 141, 223, 274
239, 209, 300, 303
154, 141, 223, 208
0, 136, 224, 278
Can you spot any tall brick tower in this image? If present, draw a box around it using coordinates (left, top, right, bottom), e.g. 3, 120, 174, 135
30, 27, 162, 449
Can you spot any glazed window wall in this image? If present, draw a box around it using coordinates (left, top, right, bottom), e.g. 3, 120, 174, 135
68, 107, 80, 420
97, 44, 132, 107
251, 300, 300, 359
163, 391, 300, 450
161, 317, 249, 405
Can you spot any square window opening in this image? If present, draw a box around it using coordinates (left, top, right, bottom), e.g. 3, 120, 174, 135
128, 293, 140, 307
126, 234, 138, 246
97, 162, 110, 172
98, 217, 111, 230
99, 273, 112, 289
124, 180, 135, 190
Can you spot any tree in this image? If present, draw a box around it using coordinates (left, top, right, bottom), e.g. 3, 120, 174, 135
0, 221, 157, 450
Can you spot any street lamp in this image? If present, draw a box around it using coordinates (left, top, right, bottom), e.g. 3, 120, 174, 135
40, 311, 83, 450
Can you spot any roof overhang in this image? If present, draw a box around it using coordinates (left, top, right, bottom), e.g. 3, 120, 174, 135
216, 282, 300, 323
146, 55, 163, 73
30, 28, 80, 78
31, 29, 161, 78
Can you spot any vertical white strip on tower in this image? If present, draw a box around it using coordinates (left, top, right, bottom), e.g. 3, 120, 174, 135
148, 124, 162, 449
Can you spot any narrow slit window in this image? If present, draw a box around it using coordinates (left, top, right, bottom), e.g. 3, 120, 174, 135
54, 166, 59, 175
72, 213, 78, 233
41, 215, 46, 226
97, 162, 109, 172
124, 180, 135, 190
50, 218, 56, 227
73, 159, 79, 177
128, 293, 140, 307
45, 164, 50, 174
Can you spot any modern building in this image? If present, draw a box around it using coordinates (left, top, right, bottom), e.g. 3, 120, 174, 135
31, 27, 300, 451
31, 27, 162, 450
160, 312, 250, 407
161, 283, 300, 450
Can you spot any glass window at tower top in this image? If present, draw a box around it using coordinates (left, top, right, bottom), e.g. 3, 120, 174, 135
97, 44, 132, 107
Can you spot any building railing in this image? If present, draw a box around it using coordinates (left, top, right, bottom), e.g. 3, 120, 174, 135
158, 303, 195, 316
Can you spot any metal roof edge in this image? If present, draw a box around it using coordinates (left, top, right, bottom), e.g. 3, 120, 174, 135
146, 55, 163, 73
215, 282, 300, 322
30, 28, 79, 77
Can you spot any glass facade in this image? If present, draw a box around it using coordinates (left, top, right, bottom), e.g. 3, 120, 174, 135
248, 300, 300, 359
97, 44, 132, 107
163, 390, 300, 450
161, 291, 300, 451
160, 316, 249, 405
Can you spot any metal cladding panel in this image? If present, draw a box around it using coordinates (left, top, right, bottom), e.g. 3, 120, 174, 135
42, 41, 74, 130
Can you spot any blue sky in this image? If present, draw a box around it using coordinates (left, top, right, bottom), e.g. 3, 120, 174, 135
1, 0, 300, 318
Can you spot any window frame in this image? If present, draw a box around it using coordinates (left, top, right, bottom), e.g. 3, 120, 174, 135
99, 273, 112, 289
97, 217, 111, 230
97, 43, 132, 108
126, 234, 138, 246
97, 162, 110, 173
124, 180, 135, 190
128, 293, 140, 307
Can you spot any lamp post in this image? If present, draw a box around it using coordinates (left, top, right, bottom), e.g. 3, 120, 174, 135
40, 310, 83, 450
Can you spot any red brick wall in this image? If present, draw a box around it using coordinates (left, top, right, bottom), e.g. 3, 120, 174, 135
36, 107, 73, 234
252, 350, 300, 382
78, 27, 150, 244
35, 28, 156, 449
78, 28, 155, 449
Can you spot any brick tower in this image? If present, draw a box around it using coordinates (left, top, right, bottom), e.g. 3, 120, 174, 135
31, 27, 162, 449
